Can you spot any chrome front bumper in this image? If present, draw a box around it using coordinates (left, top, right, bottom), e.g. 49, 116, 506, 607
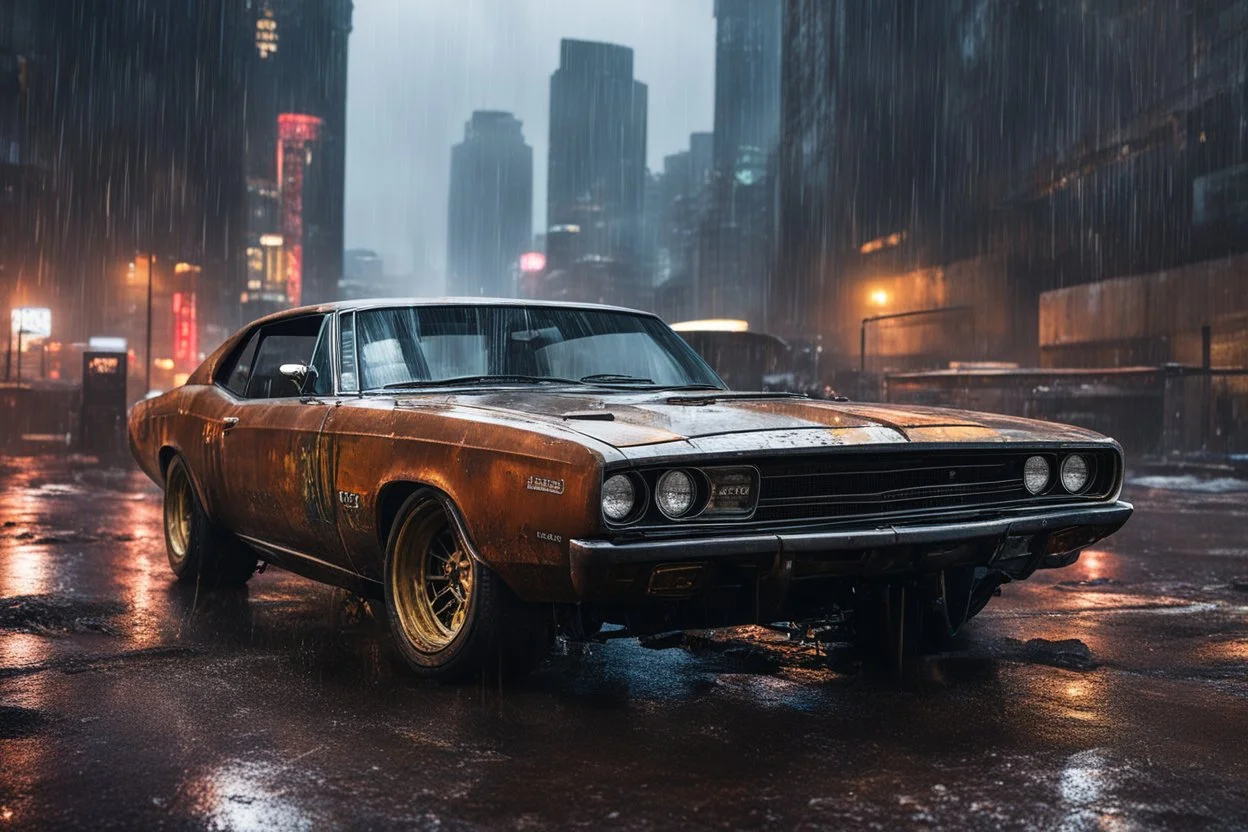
568, 501, 1133, 600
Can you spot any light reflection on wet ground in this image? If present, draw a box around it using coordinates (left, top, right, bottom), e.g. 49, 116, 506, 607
1, 454, 1247, 829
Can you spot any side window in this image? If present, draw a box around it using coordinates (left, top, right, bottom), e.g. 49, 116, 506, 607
340, 312, 358, 393
308, 317, 334, 395
219, 330, 261, 397
244, 316, 325, 399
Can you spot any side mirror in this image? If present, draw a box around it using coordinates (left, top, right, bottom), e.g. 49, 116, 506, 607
279, 362, 317, 393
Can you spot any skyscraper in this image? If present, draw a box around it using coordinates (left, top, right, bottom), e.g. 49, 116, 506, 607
446, 111, 533, 298
694, 0, 781, 328
712, 0, 781, 179
241, 0, 352, 320
544, 39, 648, 309
2, 0, 251, 368
776, 0, 1239, 370
689, 132, 715, 193
652, 135, 713, 322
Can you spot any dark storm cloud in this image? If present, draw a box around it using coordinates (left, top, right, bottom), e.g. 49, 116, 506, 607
344, 0, 716, 282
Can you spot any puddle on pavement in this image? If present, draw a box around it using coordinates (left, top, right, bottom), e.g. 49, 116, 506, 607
0, 705, 51, 739
996, 637, 1097, 670
0, 595, 125, 635
186, 758, 318, 832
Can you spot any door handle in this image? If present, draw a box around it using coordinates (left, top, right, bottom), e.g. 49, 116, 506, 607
221, 416, 239, 434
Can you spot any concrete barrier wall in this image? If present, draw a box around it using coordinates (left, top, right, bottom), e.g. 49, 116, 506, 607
1039, 255, 1248, 367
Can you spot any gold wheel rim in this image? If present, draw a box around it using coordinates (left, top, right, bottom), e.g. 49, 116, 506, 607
164, 464, 193, 564
391, 505, 473, 652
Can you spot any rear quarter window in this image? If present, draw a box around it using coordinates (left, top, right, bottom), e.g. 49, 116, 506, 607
217, 330, 261, 397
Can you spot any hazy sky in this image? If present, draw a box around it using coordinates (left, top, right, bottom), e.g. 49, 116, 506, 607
343, 0, 717, 278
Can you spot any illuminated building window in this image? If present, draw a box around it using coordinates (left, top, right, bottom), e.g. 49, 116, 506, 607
256, 12, 279, 59
859, 230, 906, 255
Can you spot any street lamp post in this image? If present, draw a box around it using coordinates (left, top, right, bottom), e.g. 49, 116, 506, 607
15, 327, 27, 384
145, 252, 155, 395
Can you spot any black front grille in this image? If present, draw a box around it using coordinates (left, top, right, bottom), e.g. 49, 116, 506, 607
752, 449, 1116, 525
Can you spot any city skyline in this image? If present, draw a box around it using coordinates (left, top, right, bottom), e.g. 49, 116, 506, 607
343, 0, 715, 278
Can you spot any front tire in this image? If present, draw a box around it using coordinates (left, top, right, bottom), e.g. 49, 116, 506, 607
383, 493, 550, 681
162, 455, 257, 587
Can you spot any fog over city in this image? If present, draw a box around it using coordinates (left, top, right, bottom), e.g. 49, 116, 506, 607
344, 0, 716, 279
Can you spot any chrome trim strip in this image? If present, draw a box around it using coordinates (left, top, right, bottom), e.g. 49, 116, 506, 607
570, 501, 1133, 564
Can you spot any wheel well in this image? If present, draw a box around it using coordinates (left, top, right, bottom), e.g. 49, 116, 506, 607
158, 446, 178, 480
376, 481, 434, 551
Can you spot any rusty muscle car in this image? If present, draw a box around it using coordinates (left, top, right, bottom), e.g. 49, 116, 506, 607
129, 300, 1133, 679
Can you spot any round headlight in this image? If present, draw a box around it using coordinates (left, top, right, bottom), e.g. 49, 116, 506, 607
1023, 455, 1050, 495
1061, 454, 1090, 493
602, 474, 636, 522
656, 469, 697, 518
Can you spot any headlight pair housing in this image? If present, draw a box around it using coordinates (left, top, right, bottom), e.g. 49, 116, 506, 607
602, 466, 757, 525
1023, 453, 1093, 495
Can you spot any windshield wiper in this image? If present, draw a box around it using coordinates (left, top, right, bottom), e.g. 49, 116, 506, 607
578, 374, 725, 391
380, 374, 579, 390
653, 384, 724, 391
579, 373, 655, 384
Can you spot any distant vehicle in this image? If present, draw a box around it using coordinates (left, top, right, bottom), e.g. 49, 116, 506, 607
130, 299, 1132, 680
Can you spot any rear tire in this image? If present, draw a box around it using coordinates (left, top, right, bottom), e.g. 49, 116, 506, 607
383, 493, 551, 682
162, 454, 257, 588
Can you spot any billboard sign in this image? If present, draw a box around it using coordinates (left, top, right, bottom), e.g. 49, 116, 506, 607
11, 307, 52, 339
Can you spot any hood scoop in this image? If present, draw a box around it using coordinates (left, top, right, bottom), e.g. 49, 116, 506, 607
562, 410, 615, 421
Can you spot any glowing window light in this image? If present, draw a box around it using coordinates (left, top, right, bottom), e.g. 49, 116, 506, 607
670, 319, 749, 333
859, 230, 907, 255
11, 307, 51, 339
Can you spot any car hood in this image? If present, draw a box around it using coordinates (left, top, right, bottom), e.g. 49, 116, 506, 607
396, 390, 1109, 452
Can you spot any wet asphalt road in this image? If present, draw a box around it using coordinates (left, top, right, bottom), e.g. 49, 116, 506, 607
1, 455, 1247, 830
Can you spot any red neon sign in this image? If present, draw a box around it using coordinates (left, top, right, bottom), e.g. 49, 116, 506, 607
172, 291, 197, 366
277, 113, 324, 307
519, 251, 547, 273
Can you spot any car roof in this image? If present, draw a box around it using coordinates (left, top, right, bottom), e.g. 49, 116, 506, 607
248, 297, 659, 327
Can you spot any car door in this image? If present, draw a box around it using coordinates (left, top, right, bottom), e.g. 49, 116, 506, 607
216, 315, 340, 557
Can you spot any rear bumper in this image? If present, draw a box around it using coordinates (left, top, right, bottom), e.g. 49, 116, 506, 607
568, 501, 1133, 601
